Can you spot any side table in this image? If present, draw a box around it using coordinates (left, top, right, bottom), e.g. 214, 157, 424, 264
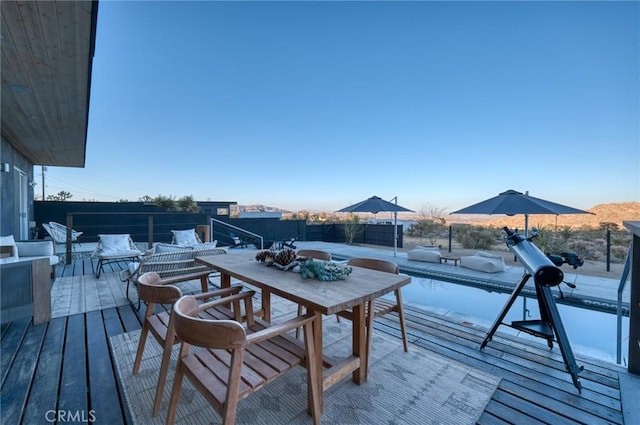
440, 254, 461, 266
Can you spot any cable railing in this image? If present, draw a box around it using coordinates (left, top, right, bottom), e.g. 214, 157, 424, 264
210, 218, 264, 250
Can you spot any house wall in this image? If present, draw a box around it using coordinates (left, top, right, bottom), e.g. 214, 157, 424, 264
1, 136, 35, 238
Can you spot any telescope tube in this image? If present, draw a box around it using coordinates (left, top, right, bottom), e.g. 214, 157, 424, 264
503, 227, 564, 287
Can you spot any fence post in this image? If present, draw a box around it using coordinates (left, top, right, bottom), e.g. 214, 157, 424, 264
65, 214, 73, 265
448, 225, 452, 253
148, 215, 154, 249
606, 229, 611, 272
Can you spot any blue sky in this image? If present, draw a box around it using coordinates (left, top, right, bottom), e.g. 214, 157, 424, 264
43, 1, 639, 214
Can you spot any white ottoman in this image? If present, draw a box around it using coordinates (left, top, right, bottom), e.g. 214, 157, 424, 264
407, 246, 441, 263
460, 251, 505, 273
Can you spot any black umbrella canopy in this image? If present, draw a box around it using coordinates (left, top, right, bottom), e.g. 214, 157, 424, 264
450, 190, 592, 216
336, 196, 414, 214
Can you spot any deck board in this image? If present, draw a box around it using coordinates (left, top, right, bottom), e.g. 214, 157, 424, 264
58, 314, 89, 417
1, 260, 637, 425
21, 317, 66, 424
87, 310, 125, 425
0, 321, 46, 425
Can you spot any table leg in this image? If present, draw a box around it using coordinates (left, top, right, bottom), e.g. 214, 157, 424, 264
309, 310, 323, 415
352, 303, 366, 384
262, 289, 271, 323
220, 272, 231, 289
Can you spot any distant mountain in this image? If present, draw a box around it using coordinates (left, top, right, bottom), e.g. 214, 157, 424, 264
447, 202, 640, 230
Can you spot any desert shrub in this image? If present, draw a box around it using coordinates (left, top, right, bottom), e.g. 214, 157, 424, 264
611, 245, 629, 262
531, 226, 567, 254
568, 239, 602, 261
407, 219, 447, 245
454, 225, 499, 250
407, 206, 448, 245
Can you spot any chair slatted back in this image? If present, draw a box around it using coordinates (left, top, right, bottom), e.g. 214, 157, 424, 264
347, 257, 399, 274
297, 249, 332, 261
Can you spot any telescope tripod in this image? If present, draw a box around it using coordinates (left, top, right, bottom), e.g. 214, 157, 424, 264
480, 273, 583, 392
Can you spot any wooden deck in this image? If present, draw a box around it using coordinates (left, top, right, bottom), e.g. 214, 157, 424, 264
1, 259, 638, 424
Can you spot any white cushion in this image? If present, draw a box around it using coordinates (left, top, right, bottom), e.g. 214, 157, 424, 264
407, 246, 441, 263
98, 234, 134, 255
460, 251, 505, 273
171, 229, 199, 246
15, 241, 54, 257
154, 242, 192, 253
191, 241, 220, 253
0, 235, 18, 259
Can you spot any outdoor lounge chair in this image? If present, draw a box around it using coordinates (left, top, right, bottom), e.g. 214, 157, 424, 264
91, 234, 143, 278
42, 221, 83, 247
229, 232, 249, 248
277, 237, 297, 250
119, 246, 227, 309
133, 272, 242, 416
165, 294, 320, 425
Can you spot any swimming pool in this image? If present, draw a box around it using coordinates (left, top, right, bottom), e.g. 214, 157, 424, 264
397, 276, 630, 365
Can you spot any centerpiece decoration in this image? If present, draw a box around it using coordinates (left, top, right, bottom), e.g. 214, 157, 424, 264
255, 249, 352, 281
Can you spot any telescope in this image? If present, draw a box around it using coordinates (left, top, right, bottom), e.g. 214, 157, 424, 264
480, 227, 583, 392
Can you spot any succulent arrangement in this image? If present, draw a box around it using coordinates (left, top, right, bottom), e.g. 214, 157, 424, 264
255, 249, 352, 281
299, 260, 352, 281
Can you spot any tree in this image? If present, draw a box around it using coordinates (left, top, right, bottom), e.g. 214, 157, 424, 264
343, 213, 362, 245
407, 205, 447, 245
138, 195, 153, 202
177, 195, 199, 212
46, 190, 73, 201
153, 195, 177, 210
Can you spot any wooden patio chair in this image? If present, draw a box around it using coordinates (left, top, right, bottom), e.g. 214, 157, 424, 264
336, 258, 409, 377
132, 272, 249, 416
165, 294, 321, 425
295, 249, 332, 338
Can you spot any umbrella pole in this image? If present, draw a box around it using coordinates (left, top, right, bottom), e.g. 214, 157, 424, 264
394, 211, 398, 256
392, 197, 398, 256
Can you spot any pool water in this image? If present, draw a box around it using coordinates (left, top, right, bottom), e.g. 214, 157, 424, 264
398, 276, 630, 365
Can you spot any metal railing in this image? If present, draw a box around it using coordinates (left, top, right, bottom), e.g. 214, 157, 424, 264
210, 218, 264, 249
617, 241, 633, 364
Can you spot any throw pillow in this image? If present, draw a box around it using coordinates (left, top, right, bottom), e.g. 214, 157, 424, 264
98, 234, 133, 254
0, 234, 18, 258
171, 229, 199, 246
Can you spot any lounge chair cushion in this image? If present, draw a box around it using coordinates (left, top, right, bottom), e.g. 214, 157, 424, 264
460, 251, 505, 273
97, 234, 139, 255
193, 241, 218, 251
171, 229, 199, 246
154, 242, 192, 254
407, 246, 441, 263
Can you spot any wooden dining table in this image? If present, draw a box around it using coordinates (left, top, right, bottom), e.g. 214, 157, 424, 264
196, 253, 412, 413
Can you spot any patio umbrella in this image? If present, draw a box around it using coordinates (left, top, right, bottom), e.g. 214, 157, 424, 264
337, 196, 414, 256
450, 189, 593, 235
